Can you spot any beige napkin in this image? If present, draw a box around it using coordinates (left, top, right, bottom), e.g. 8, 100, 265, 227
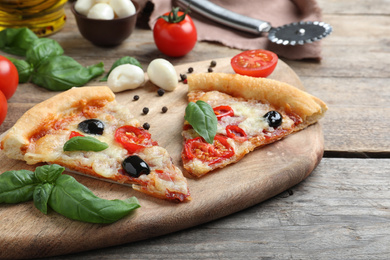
136, 0, 324, 60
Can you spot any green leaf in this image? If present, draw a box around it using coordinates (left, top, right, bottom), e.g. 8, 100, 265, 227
184, 100, 218, 144
31, 56, 104, 91
63, 136, 108, 152
26, 38, 64, 68
159, 7, 188, 23
35, 164, 65, 183
100, 56, 142, 82
33, 183, 53, 214
6, 57, 33, 83
0, 27, 38, 56
0, 170, 39, 203
48, 175, 140, 223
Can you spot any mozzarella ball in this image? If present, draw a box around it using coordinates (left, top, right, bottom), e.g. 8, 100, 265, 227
87, 3, 114, 20
110, 0, 136, 18
75, 0, 95, 16
107, 64, 145, 93
147, 59, 178, 91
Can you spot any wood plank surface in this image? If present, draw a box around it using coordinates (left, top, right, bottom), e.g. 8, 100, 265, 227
0, 58, 324, 259
43, 158, 390, 260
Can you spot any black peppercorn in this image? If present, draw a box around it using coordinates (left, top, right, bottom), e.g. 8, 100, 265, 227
143, 122, 150, 130
162, 106, 168, 113
188, 67, 194, 73
133, 95, 139, 101
142, 107, 149, 115
157, 88, 165, 96
210, 60, 217, 67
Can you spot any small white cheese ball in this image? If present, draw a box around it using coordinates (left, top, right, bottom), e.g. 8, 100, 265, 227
75, 0, 95, 16
87, 3, 114, 20
107, 64, 145, 93
147, 59, 178, 91
110, 0, 136, 18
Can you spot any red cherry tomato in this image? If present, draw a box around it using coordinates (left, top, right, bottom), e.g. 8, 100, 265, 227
0, 91, 7, 126
69, 131, 84, 139
213, 105, 234, 120
231, 49, 278, 78
184, 135, 234, 165
153, 8, 197, 57
226, 125, 247, 142
115, 125, 158, 154
0, 56, 18, 100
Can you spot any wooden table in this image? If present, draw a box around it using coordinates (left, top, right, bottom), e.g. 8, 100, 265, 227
2, 0, 390, 259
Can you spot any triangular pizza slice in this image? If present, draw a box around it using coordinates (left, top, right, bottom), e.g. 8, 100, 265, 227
181, 73, 327, 177
1, 86, 190, 202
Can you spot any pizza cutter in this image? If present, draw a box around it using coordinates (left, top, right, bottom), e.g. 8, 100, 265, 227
175, 0, 332, 46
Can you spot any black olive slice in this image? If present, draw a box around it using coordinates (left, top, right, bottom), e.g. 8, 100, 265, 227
263, 111, 282, 128
122, 155, 150, 178
78, 119, 105, 135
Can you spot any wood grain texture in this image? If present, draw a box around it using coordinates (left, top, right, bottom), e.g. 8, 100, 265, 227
0, 58, 324, 259
43, 158, 390, 260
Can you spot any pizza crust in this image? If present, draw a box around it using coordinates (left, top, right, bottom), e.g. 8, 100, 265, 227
187, 73, 328, 128
0, 86, 115, 160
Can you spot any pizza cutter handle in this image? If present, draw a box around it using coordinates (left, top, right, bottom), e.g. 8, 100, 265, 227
175, 0, 272, 35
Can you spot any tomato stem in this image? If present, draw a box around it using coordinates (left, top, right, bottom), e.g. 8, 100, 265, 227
159, 7, 189, 23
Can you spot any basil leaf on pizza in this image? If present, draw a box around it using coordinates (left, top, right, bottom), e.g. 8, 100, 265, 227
184, 100, 218, 144
63, 136, 109, 152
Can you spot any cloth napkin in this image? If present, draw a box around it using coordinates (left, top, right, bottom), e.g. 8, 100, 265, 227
136, 0, 324, 60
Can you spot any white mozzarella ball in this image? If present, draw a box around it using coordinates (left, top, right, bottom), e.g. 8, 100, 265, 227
75, 0, 95, 16
87, 3, 114, 20
147, 59, 178, 91
110, 0, 136, 18
107, 64, 145, 93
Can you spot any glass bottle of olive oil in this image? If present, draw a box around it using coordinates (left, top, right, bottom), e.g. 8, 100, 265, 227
0, 0, 68, 37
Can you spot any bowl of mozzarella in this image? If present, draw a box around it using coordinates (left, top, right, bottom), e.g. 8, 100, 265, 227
71, 0, 139, 46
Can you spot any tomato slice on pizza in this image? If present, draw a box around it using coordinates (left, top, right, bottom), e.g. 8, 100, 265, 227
0, 86, 191, 202
181, 73, 327, 177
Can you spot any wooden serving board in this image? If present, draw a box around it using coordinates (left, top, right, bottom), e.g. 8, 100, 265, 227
0, 58, 324, 259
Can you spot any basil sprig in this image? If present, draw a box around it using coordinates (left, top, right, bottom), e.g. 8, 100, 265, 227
0, 164, 140, 224
63, 136, 109, 152
184, 100, 218, 144
0, 27, 104, 91
100, 56, 142, 82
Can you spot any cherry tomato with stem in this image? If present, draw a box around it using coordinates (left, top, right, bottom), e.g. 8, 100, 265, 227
153, 7, 197, 57
0, 56, 18, 100
231, 49, 278, 78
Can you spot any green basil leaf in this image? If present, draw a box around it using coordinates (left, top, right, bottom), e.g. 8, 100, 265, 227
33, 183, 53, 214
31, 55, 104, 91
0, 170, 39, 203
100, 56, 142, 82
26, 38, 64, 69
48, 175, 140, 223
35, 164, 65, 183
8, 58, 33, 83
63, 136, 108, 152
184, 100, 218, 144
0, 27, 38, 56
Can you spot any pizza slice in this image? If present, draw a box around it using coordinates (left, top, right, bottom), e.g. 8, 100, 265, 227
1, 86, 191, 202
181, 73, 327, 177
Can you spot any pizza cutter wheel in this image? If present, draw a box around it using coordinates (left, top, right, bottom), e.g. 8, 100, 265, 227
175, 0, 332, 46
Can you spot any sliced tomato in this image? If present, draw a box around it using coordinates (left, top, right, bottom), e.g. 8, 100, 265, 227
115, 125, 157, 154
69, 131, 84, 139
184, 135, 234, 165
213, 105, 234, 120
231, 49, 278, 78
226, 125, 247, 142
